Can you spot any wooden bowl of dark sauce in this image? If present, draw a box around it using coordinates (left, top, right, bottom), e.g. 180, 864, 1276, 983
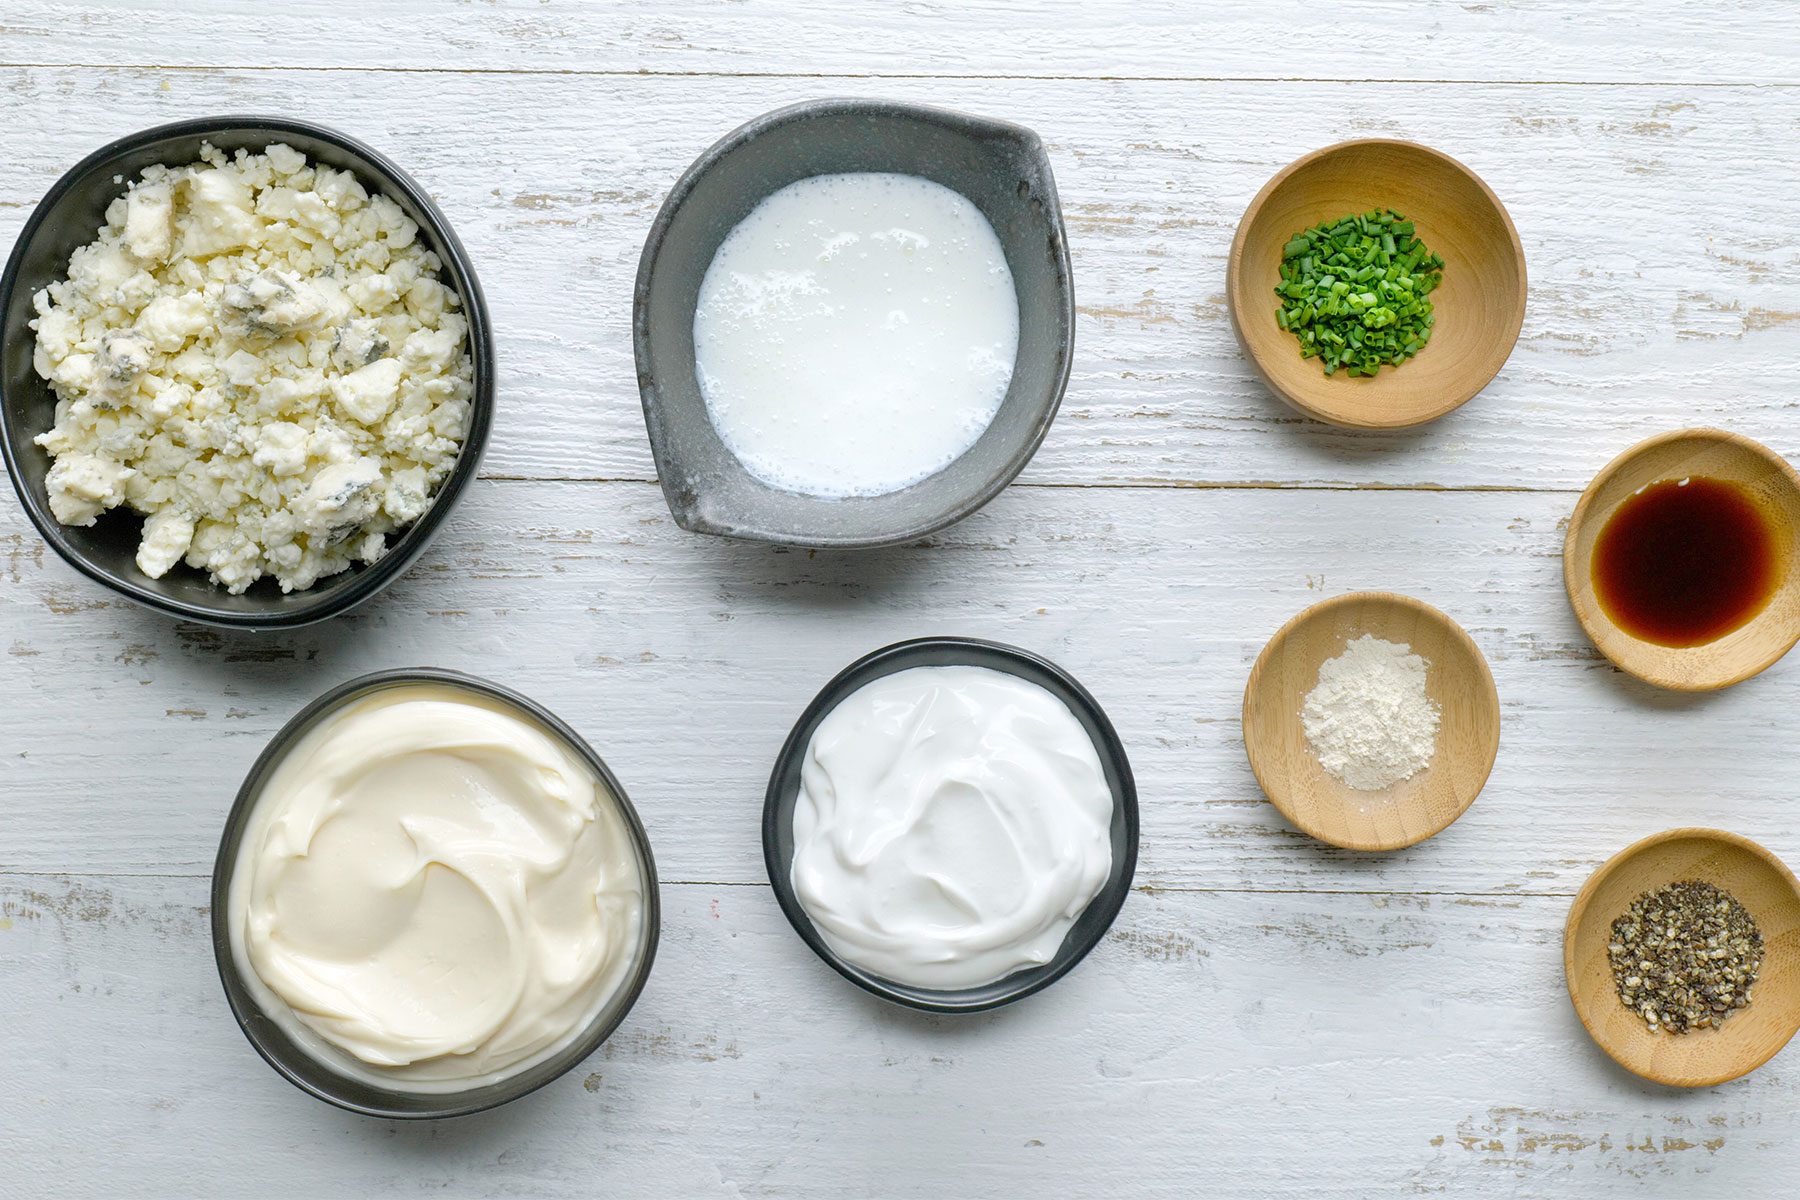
1565, 428, 1800, 691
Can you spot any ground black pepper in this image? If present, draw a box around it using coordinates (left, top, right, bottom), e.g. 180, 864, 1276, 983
1607, 880, 1762, 1034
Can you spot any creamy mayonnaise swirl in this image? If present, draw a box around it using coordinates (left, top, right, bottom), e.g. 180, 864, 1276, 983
228, 682, 645, 1091
790, 664, 1115, 990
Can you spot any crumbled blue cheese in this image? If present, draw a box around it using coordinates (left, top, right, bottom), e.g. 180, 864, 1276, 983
44, 452, 133, 525
31, 142, 473, 594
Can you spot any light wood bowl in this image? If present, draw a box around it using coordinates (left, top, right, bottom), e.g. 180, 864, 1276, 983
1242, 592, 1500, 851
1564, 828, 1800, 1088
1226, 139, 1526, 429
1563, 428, 1800, 691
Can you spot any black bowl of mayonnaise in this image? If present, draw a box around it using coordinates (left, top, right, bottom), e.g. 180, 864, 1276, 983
763, 637, 1138, 1013
211, 668, 660, 1118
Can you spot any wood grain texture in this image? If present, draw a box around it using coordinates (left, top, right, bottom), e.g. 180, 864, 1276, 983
7, 872, 1800, 1199
2, 0, 1798, 84
0, 68, 1797, 489
9, 481, 1800, 901
6, 5, 1800, 1195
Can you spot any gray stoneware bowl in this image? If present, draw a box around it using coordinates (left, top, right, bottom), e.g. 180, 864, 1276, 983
634, 99, 1074, 548
0, 116, 495, 629
211, 668, 661, 1120
763, 637, 1138, 1013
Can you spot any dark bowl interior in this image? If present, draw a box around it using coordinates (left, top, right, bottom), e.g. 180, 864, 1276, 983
762, 637, 1138, 1013
210, 668, 661, 1119
0, 116, 495, 629
634, 98, 1074, 548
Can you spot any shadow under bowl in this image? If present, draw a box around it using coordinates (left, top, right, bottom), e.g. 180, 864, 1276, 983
1227, 138, 1525, 430
1565, 828, 1800, 1088
0, 116, 495, 629
1242, 591, 1500, 851
762, 637, 1137, 1012
1563, 427, 1800, 691
634, 98, 1073, 548
211, 668, 660, 1119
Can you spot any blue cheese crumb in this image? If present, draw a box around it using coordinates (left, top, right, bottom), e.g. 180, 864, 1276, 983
31, 142, 473, 594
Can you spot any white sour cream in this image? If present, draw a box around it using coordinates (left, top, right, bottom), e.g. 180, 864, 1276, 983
227, 683, 646, 1091
692, 172, 1020, 498
790, 664, 1114, 990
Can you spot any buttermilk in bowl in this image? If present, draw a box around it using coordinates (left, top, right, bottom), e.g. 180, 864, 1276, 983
225, 681, 647, 1091
692, 172, 1019, 498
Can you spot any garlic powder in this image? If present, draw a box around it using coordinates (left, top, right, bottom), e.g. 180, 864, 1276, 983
30, 142, 472, 593
1300, 634, 1440, 791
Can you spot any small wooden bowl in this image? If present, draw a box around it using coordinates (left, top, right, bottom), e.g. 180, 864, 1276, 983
1242, 592, 1500, 851
1226, 139, 1526, 429
1564, 428, 1800, 691
1564, 828, 1800, 1088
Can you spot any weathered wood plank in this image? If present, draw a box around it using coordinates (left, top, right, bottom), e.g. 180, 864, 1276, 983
6, 16, 1800, 1196
1, 68, 1797, 490
7, 480, 1798, 896
4, 873, 1793, 1199
2, 0, 1797, 85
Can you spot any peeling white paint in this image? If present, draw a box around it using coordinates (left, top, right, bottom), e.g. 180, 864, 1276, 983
3, 6, 1799, 1196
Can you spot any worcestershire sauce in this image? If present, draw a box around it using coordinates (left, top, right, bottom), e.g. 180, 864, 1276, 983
1592, 476, 1780, 648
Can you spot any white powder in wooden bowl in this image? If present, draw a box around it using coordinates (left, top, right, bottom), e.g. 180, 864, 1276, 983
1300, 634, 1440, 791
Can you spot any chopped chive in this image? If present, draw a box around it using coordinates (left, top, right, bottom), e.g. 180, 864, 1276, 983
1272, 208, 1443, 378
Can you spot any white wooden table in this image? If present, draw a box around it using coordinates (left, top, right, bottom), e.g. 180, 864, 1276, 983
4, 3, 1799, 1196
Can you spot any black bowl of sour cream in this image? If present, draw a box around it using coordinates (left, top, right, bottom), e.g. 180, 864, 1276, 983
763, 637, 1138, 1013
634, 99, 1075, 548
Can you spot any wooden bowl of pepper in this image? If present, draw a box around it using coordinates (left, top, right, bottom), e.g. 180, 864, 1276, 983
1226, 139, 1526, 429
1564, 828, 1800, 1087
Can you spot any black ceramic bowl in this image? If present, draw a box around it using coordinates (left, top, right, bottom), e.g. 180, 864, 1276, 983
0, 116, 495, 629
211, 669, 660, 1119
634, 98, 1074, 548
763, 637, 1138, 1013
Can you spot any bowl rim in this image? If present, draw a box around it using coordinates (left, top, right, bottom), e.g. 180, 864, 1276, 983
1241, 589, 1501, 851
1562, 825, 1800, 1087
0, 114, 495, 629
761, 635, 1138, 1013
632, 96, 1074, 548
1225, 136, 1527, 430
1562, 426, 1800, 691
209, 667, 662, 1119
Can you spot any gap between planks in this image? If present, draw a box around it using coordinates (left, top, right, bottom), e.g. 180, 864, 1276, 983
2, 62, 1797, 88
479, 475, 1576, 494
0, 870, 1583, 899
